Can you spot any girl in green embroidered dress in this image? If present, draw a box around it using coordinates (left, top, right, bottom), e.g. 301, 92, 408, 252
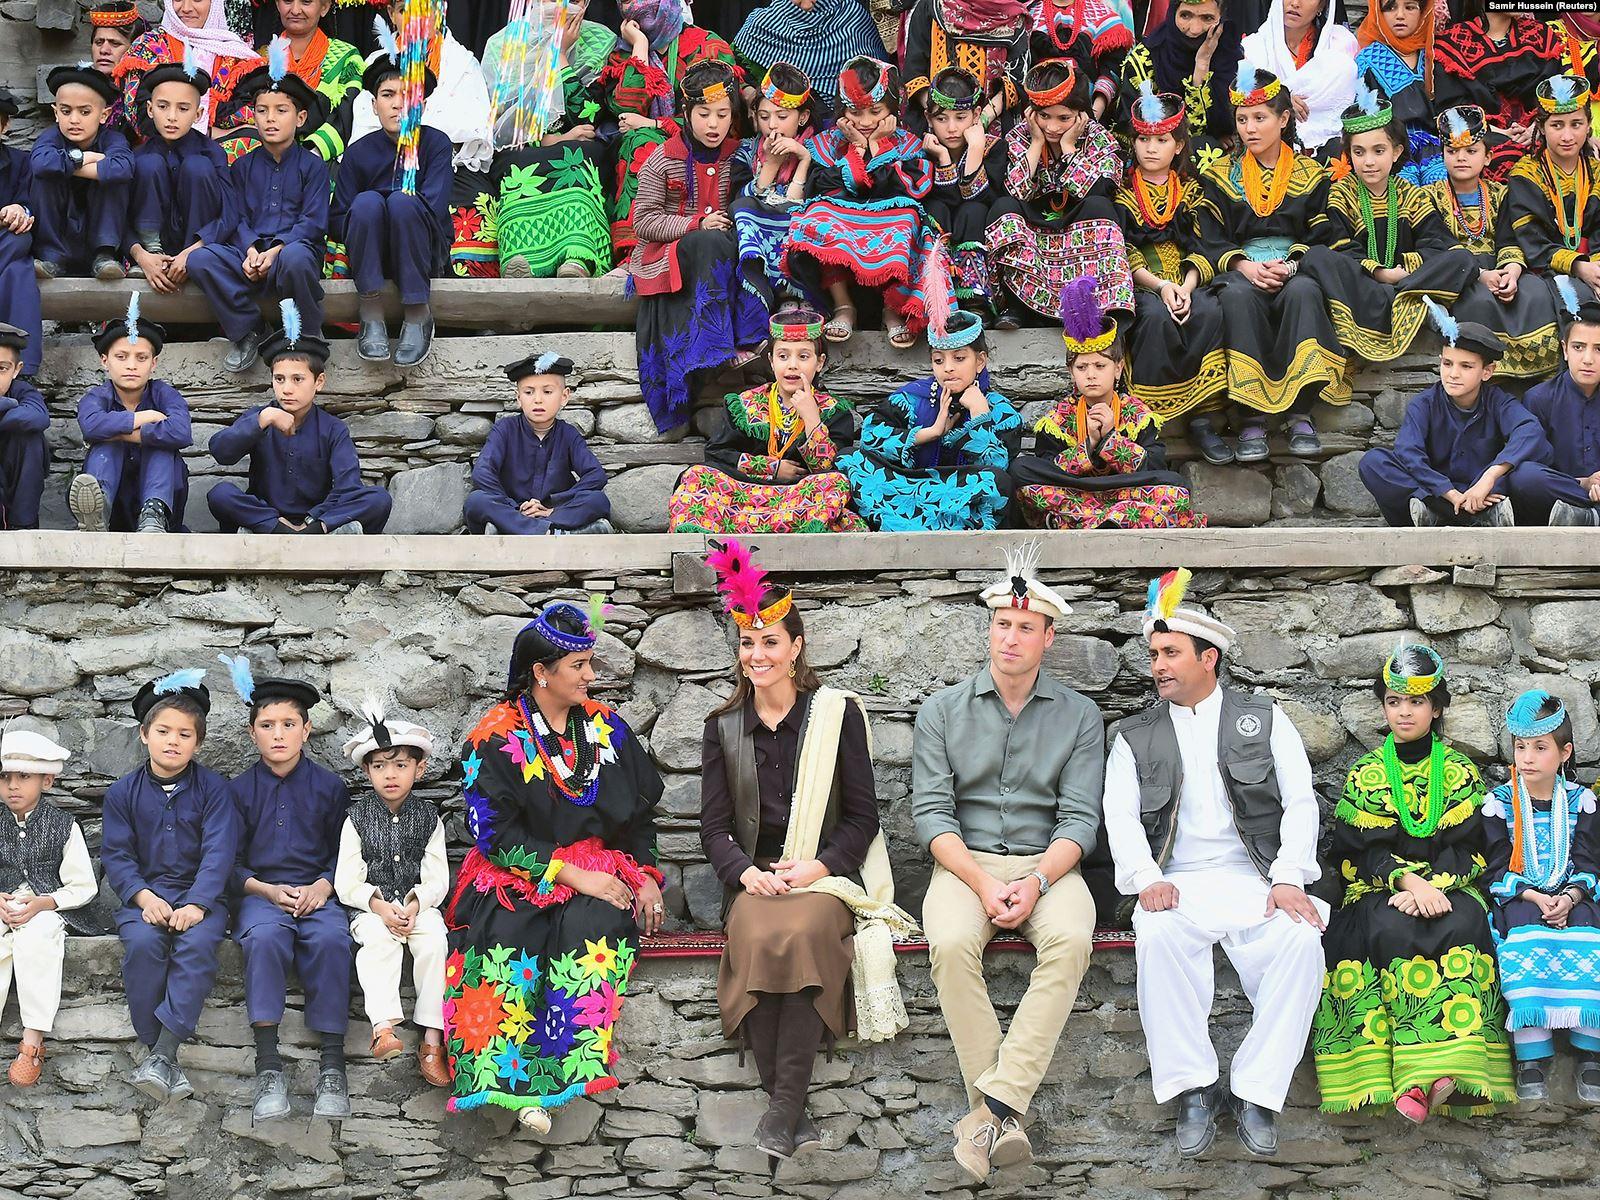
1312, 644, 1514, 1121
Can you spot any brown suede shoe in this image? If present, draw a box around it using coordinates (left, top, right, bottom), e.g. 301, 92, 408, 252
418, 1043, 451, 1088
370, 1027, 404, 1061
9, 1043, 44, 1088
951, 1103, 1000, 1184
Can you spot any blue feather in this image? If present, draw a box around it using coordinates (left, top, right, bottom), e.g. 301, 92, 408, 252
125, 290, 140, 344
280, 299, 301, 347
1354, 77, 1383, 118
1137, 78, 1163, 125
1552, 75, 1582, 106
267, 35, 290, 84
153, 667, 206, 695
217, 654, 255, 702
374, 16, 399, 61
1444, 107, 1469, 139
182, 39, 198, 80
1235, 62, 1261, 96
1422, 296, 1459, 346
1145, 575, 1161, 615
1557, 274, 1581, 317
534, 350, 560, 373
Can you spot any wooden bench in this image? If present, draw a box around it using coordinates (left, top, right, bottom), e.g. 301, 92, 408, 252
37, 276, 639, 332
636, 928, 1136, 959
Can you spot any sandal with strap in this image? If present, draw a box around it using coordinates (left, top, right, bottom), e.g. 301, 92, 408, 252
824, 303, 856, 342
887, 318, 917, 349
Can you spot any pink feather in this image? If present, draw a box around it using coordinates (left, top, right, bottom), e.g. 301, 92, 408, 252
1059, 274, 1104, 344
922, 235, 955, 339
706, 539, 770, 619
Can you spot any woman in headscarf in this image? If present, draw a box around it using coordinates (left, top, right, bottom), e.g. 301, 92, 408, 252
600, 0, 738, 260
735, 0, 888, 111
1031, 0, 1135, 121
698, 540, 914, 1161
1120, 0, 1244, 174
899, 0, 1028, 130
482, 0, 618, 278
444, 602, 665, 1135
1239, 0, 1356, 161
259, 0, 364, 161
117, 0, 263, 154
1355, 0, 1442, 185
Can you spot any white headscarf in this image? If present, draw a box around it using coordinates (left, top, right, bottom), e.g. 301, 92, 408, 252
159, 0, 259, 130
1240, 0, 1356, 153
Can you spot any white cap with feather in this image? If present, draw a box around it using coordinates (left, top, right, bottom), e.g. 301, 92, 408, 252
0, 728, 71, 775
342, 693, 434, 766
1141, 568, 1237, 654
978, 541, 1071, 622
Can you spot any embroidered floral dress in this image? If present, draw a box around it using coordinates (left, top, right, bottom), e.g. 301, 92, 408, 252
838, 373, 1021, 530
668, 385, 867, 532
1482, 777, 1600, 1047
1011, 391, 1203, 528
444, 698, 664, 1116
1313, 737, 1515, 1114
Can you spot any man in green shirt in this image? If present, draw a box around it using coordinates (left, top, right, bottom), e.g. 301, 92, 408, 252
912, 545, 1104, 1185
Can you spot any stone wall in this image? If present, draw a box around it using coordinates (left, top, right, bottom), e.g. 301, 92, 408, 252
5, 545, 1598, 1199
27, 332, 1439, 533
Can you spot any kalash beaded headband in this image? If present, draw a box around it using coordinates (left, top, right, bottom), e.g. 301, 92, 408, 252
1438, 105, 1487, 149
1024, 58, 1077, 108
840, 57, 891, 109
1506, 689, 1569, 739
929, 68, 982, 111
90, 5, 141, 25
761, 67, 811, 109
770, 314, 824, 341
1538, 74, 1592, 115
1131, 80, 1185, 136
1382, 644, 1444, 696
1230, 67, 1282, 108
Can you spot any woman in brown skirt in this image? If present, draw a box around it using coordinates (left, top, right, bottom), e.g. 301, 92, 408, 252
697, 539, 884, 1161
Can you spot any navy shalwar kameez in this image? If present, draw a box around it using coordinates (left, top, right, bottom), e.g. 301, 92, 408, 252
1359, 382, 1550, 526
330, 126, 452, 306
0, 146, 41, 376
207, 403, 391, 532
129, 130, 236, 253
29, 126, 135, 271
188, 142, 329, 341
463, 417, 610, 534
230, 757, 353, 1035
1509, 370, 1600, 521
0, 378, 48, 529
101, 762, 239, 1047
76, 379, 192, 529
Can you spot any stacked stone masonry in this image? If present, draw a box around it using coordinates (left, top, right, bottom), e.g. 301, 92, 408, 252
3, 547, 1600, 1198
26, 330, 1441, 533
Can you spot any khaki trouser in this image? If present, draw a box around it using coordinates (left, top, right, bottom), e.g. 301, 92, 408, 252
924, 851, 1095, 1115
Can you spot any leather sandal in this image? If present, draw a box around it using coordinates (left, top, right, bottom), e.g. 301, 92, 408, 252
370, 1027, 404, 1061
417, 1042, 451, 1088
8, 1043, 43, 1088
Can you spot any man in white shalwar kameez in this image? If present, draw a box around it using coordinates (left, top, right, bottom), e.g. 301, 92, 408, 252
1102, 569, 1327, 1159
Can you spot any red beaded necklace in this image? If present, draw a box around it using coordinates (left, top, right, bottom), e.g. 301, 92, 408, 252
1132, 170, 1183, 228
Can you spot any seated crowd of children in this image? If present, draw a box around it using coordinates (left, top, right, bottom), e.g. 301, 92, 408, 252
0, 667, 450, 1118
9, 1, 1600, 530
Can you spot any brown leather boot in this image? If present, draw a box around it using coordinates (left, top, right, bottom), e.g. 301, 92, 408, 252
741, 994, 781, 1093
754, 994, 824, 1161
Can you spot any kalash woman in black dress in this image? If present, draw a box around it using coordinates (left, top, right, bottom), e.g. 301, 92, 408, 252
444, 602, 665, 1134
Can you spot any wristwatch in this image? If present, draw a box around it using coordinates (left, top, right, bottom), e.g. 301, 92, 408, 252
67, 148, 84, 167
1029, 869, 1051, 895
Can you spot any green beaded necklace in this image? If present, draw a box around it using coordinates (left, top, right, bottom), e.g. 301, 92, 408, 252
1359, 178, 1400, 269
1381, 733, 1447, 838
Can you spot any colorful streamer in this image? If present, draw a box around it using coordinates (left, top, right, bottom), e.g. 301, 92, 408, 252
490, 0, 569, 151
396, 0, 447, 194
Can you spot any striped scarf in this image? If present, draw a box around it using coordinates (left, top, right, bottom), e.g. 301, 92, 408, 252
733, 0, 887, 100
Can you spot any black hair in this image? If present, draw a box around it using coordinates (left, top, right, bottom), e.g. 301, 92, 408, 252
925, 67, 980, 118
249, 696, 311, 723
836, 60, 903, 118
1340, 113, 1408, 163
1564, 313, 1600, 343
1536, 100, 1596, 149
1026, 60, 1093, 115
753, 63, 818, 131
0, 343, 20, 364
364, 744, 427, 766
1372, 645, 1452, 733
1520, 695, 1577, 756
141, 694, 208, 743
1150, 621, 1221, 675
681, 62, 742, 138
1066, 331, 1127, 367
269, 350, 327, 373
505, 607, 593, 699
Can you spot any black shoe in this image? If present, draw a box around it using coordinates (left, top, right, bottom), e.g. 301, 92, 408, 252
33, 258, 63, 280
1517, 1059, 1550, 1102
252, 1070, 290, 1124
1232, 1096, 1278, 1157
94, 253, 126, 281
754, 1104, 795, 1160
136, 498, 172, 534
1188, 416, 1235, 466
130, 1053, 175, 1102
224, 328, 263, 373
312, 1067, 351, 1120
1234, 423, 1270, 463
357, 318, 391, 362
1285, 418, 1322, 457
1174, 1086, 1218, 1158
394, 316, 435, 368
992, 305, 1025, 332
1578, 1059, 1600, 1104
792, 1112, 823, 1153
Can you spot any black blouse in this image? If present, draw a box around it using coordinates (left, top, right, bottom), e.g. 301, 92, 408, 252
699, 691, 880, 890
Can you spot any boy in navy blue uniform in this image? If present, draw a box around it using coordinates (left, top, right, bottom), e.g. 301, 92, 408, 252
465, 353, 612, 535
1359, 302, 1549, 528
0, 324, 48, 530
127, 61, 236, 298
1510, 297, 1600, 526
101, 669, 238, 1103
207, 315, 391, 534
226, 665, 354, 1123
331, 49, 451, 368
189, 41, 330, 374
30, 64, 133, 282
71, 300, 191, 533
0, 89, 41, 380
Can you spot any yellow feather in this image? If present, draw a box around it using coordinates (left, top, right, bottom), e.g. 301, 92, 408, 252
1158, 567, 1192, 620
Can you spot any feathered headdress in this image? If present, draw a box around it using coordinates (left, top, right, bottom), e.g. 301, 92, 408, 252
1539, 73, 1591, 114
267, 34, 290, 83
1423, 296, 1459, 347
153, 667, 207, 695
706, 539, 792, 630
1138, 78, 1162, 125
1507, 688, 1568, 739
125, 290, 140, 345
587, 593, 610, 636
1144, 567, 1192, 623
1444, 108, 1468, 140
181, 38, 199, 81
218, 653, 256, 702
1342, 75, 1393, 134
341, 689, 434, 764
1438, 105, 1485, 149
977, 540, 1071, 621
1140, 567, 1236, 652
374, 14, 399, 59
1131, 77, 1184, 136
280, 298, 302, 348
1059, 275, 1116, 355
1230, 61, 1280, 107
1382, 639, 1444, 696
1557, 274, 1581, 318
